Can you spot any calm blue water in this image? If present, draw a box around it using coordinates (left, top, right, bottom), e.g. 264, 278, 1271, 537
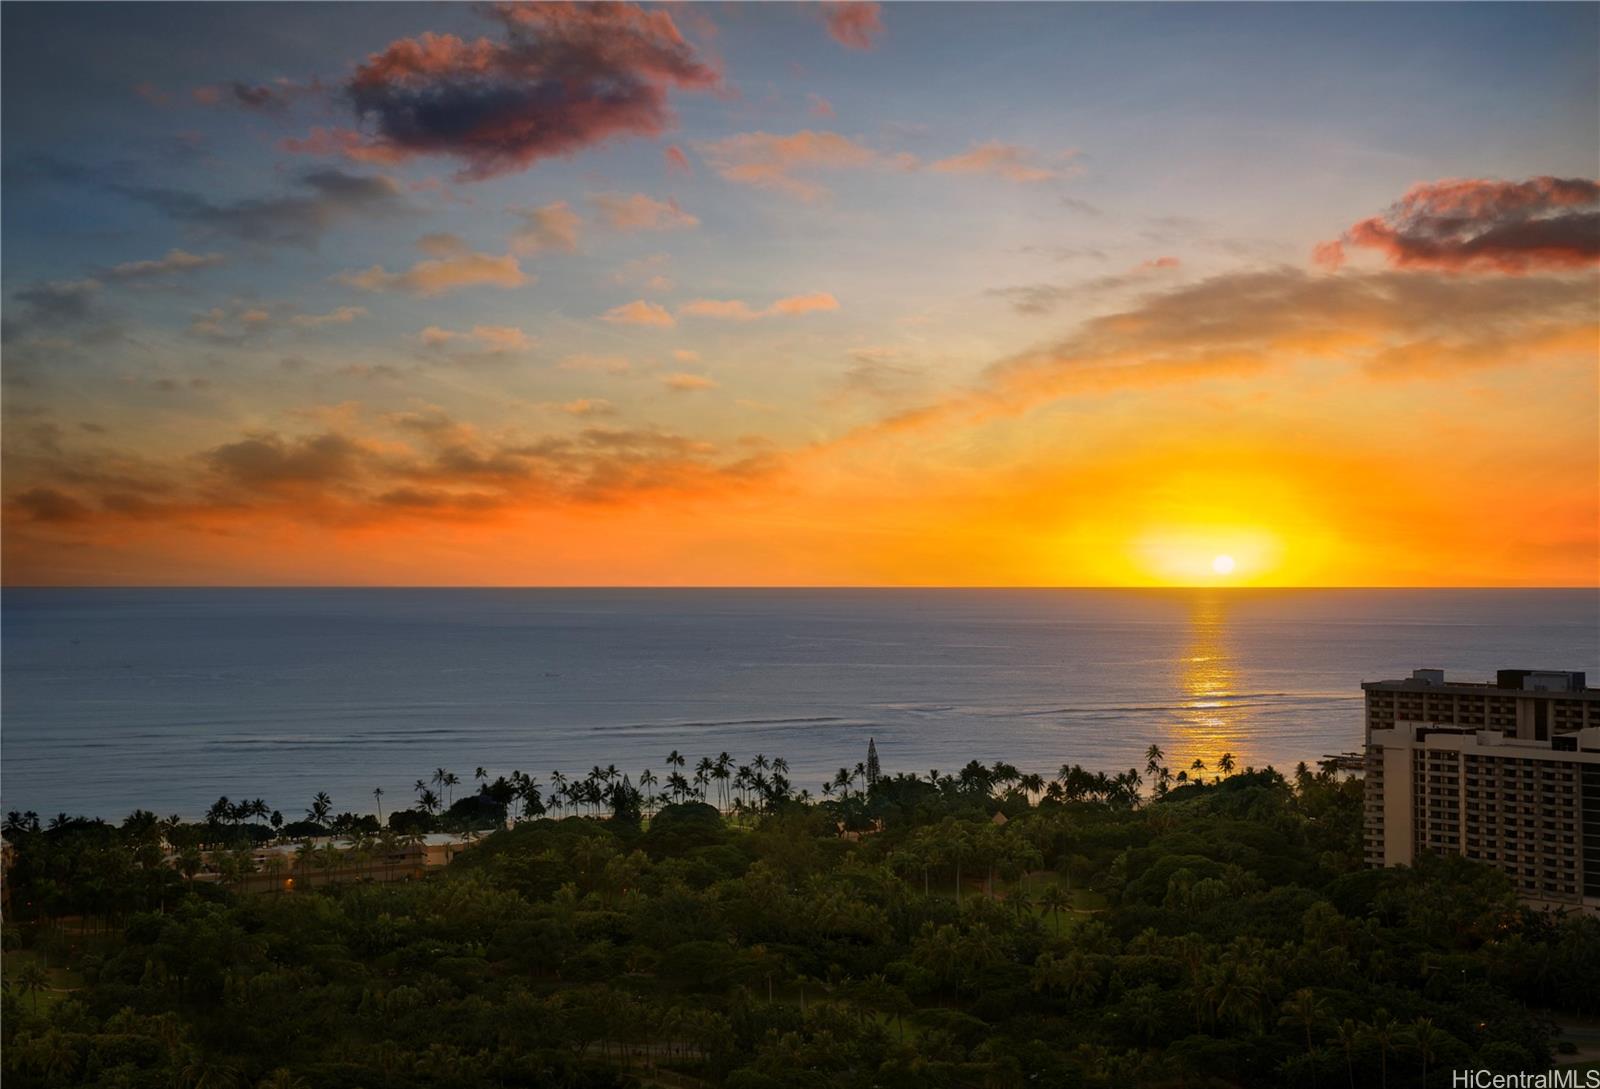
2, 589, 1596, 819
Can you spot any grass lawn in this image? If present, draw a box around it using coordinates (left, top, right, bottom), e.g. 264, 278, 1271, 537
3, 947, 87, 1013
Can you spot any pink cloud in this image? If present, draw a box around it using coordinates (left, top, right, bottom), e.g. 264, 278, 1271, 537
807, 93, 835, 119
664, 144, 693, 174
820, 2, 883, 50
1316, 176, 1600, 274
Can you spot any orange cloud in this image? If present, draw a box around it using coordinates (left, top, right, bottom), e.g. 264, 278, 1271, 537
664, 372, 717, 392
930, 141, 1073, 183
510, 201, 581, 254
680, 292, 840, 319
418, 324, 533, 353
698, 130, 912, 201
588, 192, 699, 231
336, 251, 528, 295
603, 299, 676, 327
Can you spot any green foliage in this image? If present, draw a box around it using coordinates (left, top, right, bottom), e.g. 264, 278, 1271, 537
4, 759, 1596, 1089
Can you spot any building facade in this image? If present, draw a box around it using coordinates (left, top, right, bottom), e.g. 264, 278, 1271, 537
1363, 668, 1600, 913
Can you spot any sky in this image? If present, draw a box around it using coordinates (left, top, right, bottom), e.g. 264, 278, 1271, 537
2, 1, 1597, 587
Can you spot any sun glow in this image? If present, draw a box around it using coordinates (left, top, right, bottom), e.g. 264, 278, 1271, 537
1129, 526, 1285, 585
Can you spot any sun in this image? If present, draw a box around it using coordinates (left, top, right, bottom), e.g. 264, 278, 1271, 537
1211, 554, 1236, 576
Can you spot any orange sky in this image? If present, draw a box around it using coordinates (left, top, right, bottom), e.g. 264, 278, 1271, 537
3, 4, 1597, 586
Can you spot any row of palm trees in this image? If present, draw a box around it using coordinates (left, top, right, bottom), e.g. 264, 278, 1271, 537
14, 744, 1249, 849
379, 753, 806, 825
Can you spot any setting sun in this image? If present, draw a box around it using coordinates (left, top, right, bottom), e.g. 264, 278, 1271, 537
1212, 555, 1236, 576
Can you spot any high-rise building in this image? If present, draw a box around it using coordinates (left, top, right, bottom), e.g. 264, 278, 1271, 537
1362, 668, 1600, 913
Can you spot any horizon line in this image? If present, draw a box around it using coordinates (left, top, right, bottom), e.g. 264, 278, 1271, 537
3, 584, 1598, 592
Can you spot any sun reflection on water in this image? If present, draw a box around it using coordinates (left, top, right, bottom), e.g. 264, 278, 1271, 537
1174, 592, 1248, 774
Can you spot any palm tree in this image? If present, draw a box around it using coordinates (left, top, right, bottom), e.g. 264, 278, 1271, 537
1144, 744, 1164, 779
475, 766, 488, 786
17, 960, 49, 1012
1190, 757, 1207, 783
306, 792, 332, 826
443, 771, 460, 805
1279, 988, 1327, 1074
1217, 751, 1236, 778
1411, 1017, 1443, 1089
1366, 1009, 1398, 1089
714, 752, 734, 811
372, 787, 384, 825
1038, 884, 1070, 937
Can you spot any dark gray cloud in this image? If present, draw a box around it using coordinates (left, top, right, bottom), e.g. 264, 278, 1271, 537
115, 169, 407, 247
293, 3, 720, 181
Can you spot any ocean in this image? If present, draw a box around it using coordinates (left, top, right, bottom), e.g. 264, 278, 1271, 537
2, 588, 1596, 820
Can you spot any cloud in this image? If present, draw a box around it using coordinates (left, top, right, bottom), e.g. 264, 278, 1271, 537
588, 192, 699, 231
862, 267, 1599, 442
698, 130, 912, 200
988, 284, 1073, 315
672, 348, 700, 363
116, 169, 407, 248
664, 144, 692, 174
416, 232, 470, 258
819, 2, 883, 50
11, 487, 92, 523
603, 299, 676, 327
1316, 176, 1600, 273
989, 261, 1183, 316
700, 131, 1070, 200
104, 249, 225, 281
337, 250, 528, 296
807, 94, 835, 119
560, 353, 633, 374
187, 303, 277, 343
418, 324, 533, 353
295, 4, 720, 181
664, 372, 717, 392
553, 398, 614, 416
930, 141, 1075, 183
133, 82, 172, 106
11, 279, 101, 324
680, 292, 839, 320
769, 292, 839, 316
205, 431, 374, 490
834, 349, 923, 403
510, 200, 582, 254
611, 253, 673, 292
291, 306, 368, 328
